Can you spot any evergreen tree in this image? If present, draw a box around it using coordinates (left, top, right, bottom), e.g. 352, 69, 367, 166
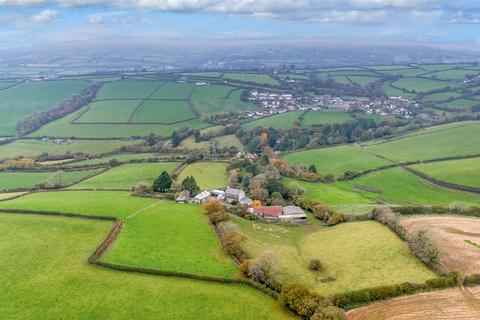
308, 164, 317, 173
171, 131, 181, 147
181, 176, 200, 195
153, 171, 172, 192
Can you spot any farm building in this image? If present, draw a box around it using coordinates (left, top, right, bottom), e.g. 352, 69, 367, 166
225, 187, 245, 203
192, 191, 211, 204
240, 197, 252, 206
252, 206, 283, 220
176, 190, 190, 203
281, 206, 307, 221
250, 205, 307, 222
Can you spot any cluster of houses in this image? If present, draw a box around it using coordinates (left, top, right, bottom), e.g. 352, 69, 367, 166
356, 96, 420, 117
41, 137, 73, 145
176, 186, 307, 223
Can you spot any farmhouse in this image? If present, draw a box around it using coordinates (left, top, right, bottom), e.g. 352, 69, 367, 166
225, 187, 245, 203
176, 190, 190, 204
192, 191, 211, 204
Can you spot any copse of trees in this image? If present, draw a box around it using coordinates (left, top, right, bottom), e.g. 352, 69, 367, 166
16, 82, 102, 136
153, 171, 172, 193
181, 176, 200, 195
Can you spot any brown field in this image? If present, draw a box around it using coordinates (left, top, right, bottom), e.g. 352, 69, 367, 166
402, 216, 480, 276
347, 286, 480, 320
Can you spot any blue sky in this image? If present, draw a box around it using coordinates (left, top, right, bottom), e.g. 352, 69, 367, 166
0, 1, 479, 49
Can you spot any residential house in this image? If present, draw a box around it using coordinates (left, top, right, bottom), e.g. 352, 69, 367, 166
176, 190, 190, 204
192, 191, 211, 204
225, 187, 245, 203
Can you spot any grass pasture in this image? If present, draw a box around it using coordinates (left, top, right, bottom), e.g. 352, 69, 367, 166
235, 217, 434, 296
131, 100, 195, 123
300, 111, 354, 128
422, 91, 462, 102
410, 157, 480, 188
59, 153, 166, 167
95, 80, 161, 100
192, 85, 256, 117
181, 72, 222, 78
348, 75, 381, 85
283, 145, 392, 178
0, 80, 89, 135
242, 111, 303, 130
149, 82, 195, 99
214, 134, 244, 151
76, 100, 139, 123
177, 162, 228, 190
223, 73, 279, 85
0, 213, 292, 320
365, 121, 480, 162
440, 99, 479, 110
0, 139, 141, 160
426, 69, 479, 81
70, 162, 178, 190
392, 77, 454, 93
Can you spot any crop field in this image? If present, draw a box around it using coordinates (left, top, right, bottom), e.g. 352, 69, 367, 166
177, 162, 228, 190
284, 145, 392, 178
300, 111, 354, 127
392, 77, 455, 92
192, 85, 256, 117
402, 216, 480, 276
223, 73, 279, 85
0, 213, 292, 320
241, 111, 303, 131
131, 100, 196, 123
234, 217, 434, 296
149, 82, 195, 99
347, 287, 480, 320
70, 162, 178, 189
410, 158, 480, 188
0, 169, 101, 191
76, 100, 140, 123
365, 121, 480, 162
0, 80, 89, 135
0, 139, 141, 160
95, 80, 162, 100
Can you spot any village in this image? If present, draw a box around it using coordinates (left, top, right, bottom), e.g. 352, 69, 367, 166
246, 89, 420, 119
175, 186, 307, 223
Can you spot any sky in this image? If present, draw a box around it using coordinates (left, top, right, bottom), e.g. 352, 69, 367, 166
0, 1, 480, 50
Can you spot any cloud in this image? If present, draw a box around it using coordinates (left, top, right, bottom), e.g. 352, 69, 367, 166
32, 9, 59, 23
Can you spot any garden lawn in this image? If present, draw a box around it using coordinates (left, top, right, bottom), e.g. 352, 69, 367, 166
300, 111, 354, 128
76, 100, 139, 123
178, 162, 228, 190
95, 80, 162, 99
234, 216, 435, 296
131, 100, 196, 123
223, 73, 279, 85
149, 82, 195, 99
70, 162, 178, 189
0, 139, 142, 160
365, 121, 480, 162
103, 202, 237, 277
0, 80, 89, 135
283, 145, 392, 178
0, 213, 293, 320
242, 111, 303, 131
410, 157, 480, 189
0, 169, 101, 191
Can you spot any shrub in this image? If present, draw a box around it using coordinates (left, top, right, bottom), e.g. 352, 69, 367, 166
216, 221, 239, 236
371, 207, 406, 239
132, 182, 149, 195
203, 198, 225, 215
209, 211, 229, 225
239, 260, 250, 275
311, 306, 346, 320
247, 251, 281, 288
464, 274, 480, 286
309, 259, 323, 272
407, 228, 440, 270
327, 212, 345, 226
221, 231, 246, 260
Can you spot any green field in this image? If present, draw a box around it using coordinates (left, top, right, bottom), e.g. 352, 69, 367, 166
0, 213, 292, 319
132, 100, 196, 123
365, 122, 480, 162
214, 134, 245, 151
0, 139, 141, 160
181, 72, 222, 78
70, 162, 178, 189
234, 216, 435, 295
59, 153, 165, 167
283, 145, 392, 177
95, 80, 161, 99
348, 75, 381, 85
0, 169, 101, 191
440, 99, 479, 110
426, 69, 479, 80
301, 111, 354, 128
331, 75, 351, 84
0, 80, 89, 135
242, 111, 303, 131
422, 91, 462, 102
177, 162, 228, 190
30, 106, 209, 138
223, 73, 279, 85
392, 77, 454, 93
149, 82, 195, 99
382, 81, 416, 98
76, 100, 139, 123
410, 157, 480, 188
192, 85, 256, 117
277, 73, 308, 80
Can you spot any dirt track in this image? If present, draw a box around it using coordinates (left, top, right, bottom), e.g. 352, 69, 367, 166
347, 286, 480, 320
402, 216, 480, 275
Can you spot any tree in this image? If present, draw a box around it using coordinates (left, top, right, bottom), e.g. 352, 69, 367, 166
308, 164, 317, 173
153, 171, 172, 192
204, 199, 224, 215
171, 131, 181, 147
181, 176, 200, 195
